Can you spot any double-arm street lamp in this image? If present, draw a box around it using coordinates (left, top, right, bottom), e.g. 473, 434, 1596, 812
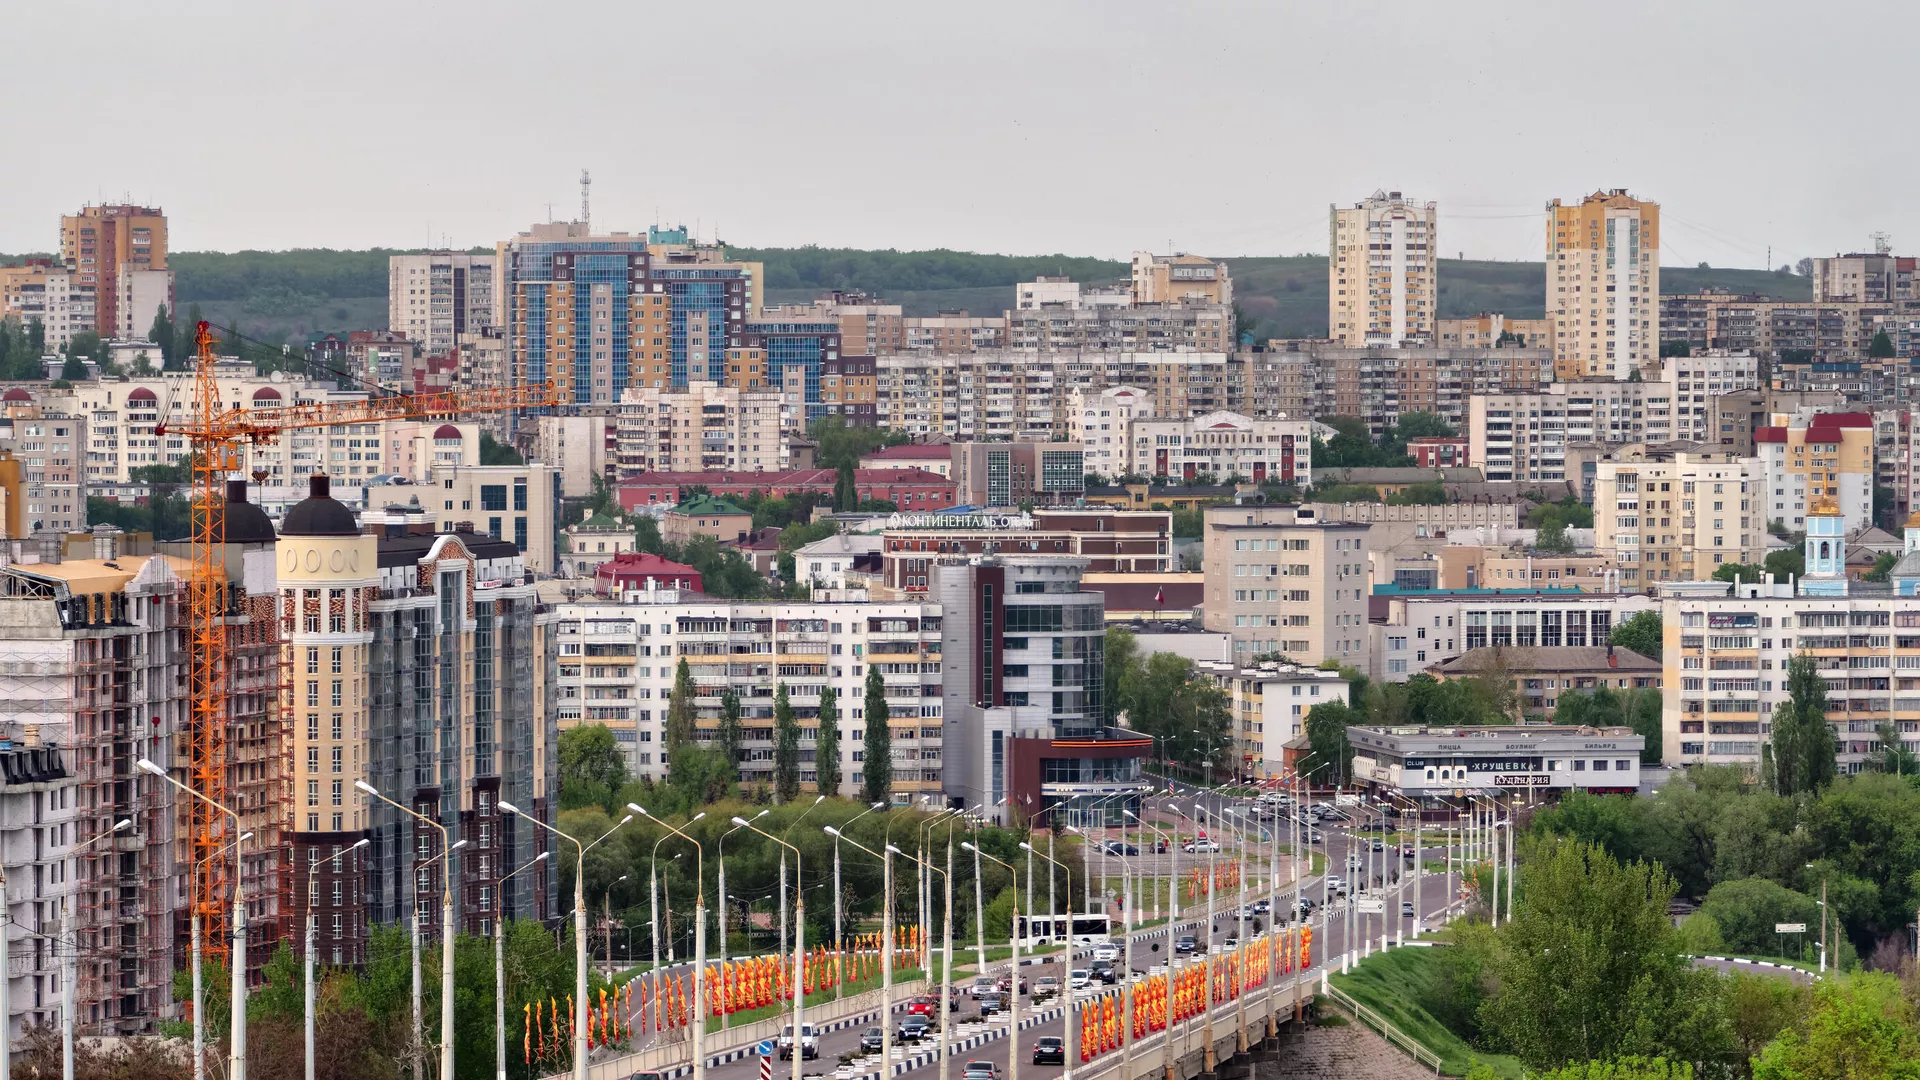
630, 804, 707, 1080
733, 815, 806, 1080
499, 799, 633, 1080
823, 827, 894, 1080
356, 781, 458, 1080
717, 810, 768, 1030
306, 837, 369, 1080
496, 851, 549, 1080
962, 842, 1021, 1080
140, 756, 246, 1080
833, 802, 885, 997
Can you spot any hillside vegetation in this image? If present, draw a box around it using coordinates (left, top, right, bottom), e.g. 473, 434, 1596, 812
5, 247, 1814, 346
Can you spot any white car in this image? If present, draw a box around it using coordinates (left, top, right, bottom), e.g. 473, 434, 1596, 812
1068, 969, 1092, 991
1183, 839, 1222, 854
1325, 875, 1347, 894
1091, 943, 1119, 962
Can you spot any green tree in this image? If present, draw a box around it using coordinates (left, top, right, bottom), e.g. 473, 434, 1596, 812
1865, 551, 1900, 583
557, 724, 628, 812
59, 353, 86, 381
1536, 520, 1576, 554
772, 682, 800, 803
634, 515, 664, 555
1611, 611, 1664, 662
816, 687, 841, 795
1751, 974, 1920, 1080
1876, 720, 1918, 775
1529, 496, 1596, 531
664, 657, 698, 751
1303, 700, 1357, 785
479, 430, 523, 465
1104, 626, 1141, 723
149, 303, 176, 366
1697, 878, 1821, 956
1869, 329, 1897, 358
1713, 562, 1767, 584
717, 687, 742, 774
1117, 652, 1233, 779
1725, 972, 1810, 1074
1385, 482, 1449, 506
1534, 1059, 1696, 1080
863, 667, 892, 804
1478, 839, 1711, 1070
833, 460, 857, 512
1764, 547, 1805, 582
1771, 653, 1836, 796
26, 316, 44, 356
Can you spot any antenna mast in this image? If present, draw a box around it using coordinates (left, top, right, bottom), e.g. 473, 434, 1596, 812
580, 169, 592, 232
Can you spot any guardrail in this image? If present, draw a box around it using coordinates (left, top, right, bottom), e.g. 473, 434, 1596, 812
1321, 981, 1442, 1074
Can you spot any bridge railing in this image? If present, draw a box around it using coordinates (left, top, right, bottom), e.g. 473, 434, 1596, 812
1321, 981, 1443, 1075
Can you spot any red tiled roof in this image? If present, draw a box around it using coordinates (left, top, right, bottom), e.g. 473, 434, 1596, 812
1753, 427, 1787, 443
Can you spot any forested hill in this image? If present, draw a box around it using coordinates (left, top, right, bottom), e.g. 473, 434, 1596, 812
3, 246, 1812, 346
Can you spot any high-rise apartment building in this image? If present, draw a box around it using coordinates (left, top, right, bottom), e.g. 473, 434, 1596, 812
1755, 410, 1876, 532
1202, 505, 1371, 664
1066, 386, 1156, 480
60, 204, 169, 339
1547, 190, 1660, 381
0, 260, 93, 348
951, 441, 1085, 507
0, 393, 87, 534
1811, 251, 1919, 303
498, 222, 672, 405
1329, 191, 1438, 347
388, 252, 496, 355
1592, 451, 1766, 589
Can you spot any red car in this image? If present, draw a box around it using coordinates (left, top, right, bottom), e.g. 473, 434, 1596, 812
907, 996, 939, 1017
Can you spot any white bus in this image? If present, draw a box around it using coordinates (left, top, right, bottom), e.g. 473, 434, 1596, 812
1018, 913, 1112, 947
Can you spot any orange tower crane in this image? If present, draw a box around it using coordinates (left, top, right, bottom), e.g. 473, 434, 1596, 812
159, 321, 558, 956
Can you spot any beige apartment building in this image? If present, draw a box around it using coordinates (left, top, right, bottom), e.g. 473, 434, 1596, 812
388, 252, 496, 355
364, 462, 559, 572
1202, 504, 1372, 665
1330, 191, 1438, 347
1131, 252, 1233, 306
1548, 189, 1660, 381
614, 380, 796, 477
875, 351, 1230, 442
1437, 313, 1552, 349
1755, 410, 1875, 531
1592, 451, 1765, 590
1811, 251, 1919, 303
0, 261, 92, 349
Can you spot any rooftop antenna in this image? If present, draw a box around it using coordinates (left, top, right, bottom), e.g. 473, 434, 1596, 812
1873, 231, 1892, 256
580, 169, 591, 232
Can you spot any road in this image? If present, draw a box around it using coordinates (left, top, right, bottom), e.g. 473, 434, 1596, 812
689, 831, 1468, 1080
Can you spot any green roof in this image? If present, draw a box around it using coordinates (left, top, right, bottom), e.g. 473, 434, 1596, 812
576, 512, 624, 530
671, 495, 750, 517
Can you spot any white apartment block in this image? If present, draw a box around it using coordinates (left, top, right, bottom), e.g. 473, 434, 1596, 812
389, 253, 496, 355
1016, 278, 1132, 310
794, 533, 883, 593
1330, 191, 1438, 348
1126, 411, 1322, 485
1066, 386, 1155, 480
1468, 375, 1746, 483
1661, 587, 1920, 773
113, 269, 173, 341
1197, 660, 1352, 778
539, 596, 945, 796
1593, 454, 1767, 588
532, 414, 613, 498
1369, 592, 1658, 681
0, 264, 92, 349
1202, 505, 1371, 665
615, 381, 797, 478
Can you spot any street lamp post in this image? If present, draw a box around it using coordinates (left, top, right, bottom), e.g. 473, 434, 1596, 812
1194, 803, 1217, 1073
834, 802, 885, 998
919, 807, 958, 973
965, 843, 1021, 1080
357, 781, 460, 1080
187, 828, 251, 1080
497, 851, 550, 1080
602, 874, 630, 980
1021, 841, 1078, 1080
629, 805, 707, 1080
892, 842, 955, 1080
717, 810, 767, 1030
407, 838, 469, 1076
307, 837, 368, 1080
59, 818, 131, 1080
734, 816, 807, 1080
778, 797, 826, 970
498, 800, 633, 1080
824, 827, 893, 1080
140, 757, 247, 1080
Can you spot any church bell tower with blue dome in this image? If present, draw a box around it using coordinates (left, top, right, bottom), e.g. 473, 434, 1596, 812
1801, 494, 1849, 597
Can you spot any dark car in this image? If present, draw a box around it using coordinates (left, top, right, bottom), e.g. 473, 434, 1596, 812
1033, 1037, 1066, 1065
897, 1015, 932, 1043
860, 1027, 884, 1054
1090, 959, 1116, 984
1101, 841, 1140, 856
978, 992, 1008, 1015
1174, 935, 1197, 955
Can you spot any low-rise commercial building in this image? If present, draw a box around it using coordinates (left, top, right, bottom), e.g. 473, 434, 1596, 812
1429, 645, 1660, 719
1348, 725, 1646, 801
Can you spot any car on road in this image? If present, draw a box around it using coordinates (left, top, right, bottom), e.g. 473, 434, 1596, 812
994, 973, 1028, 996
977, 992, 1008, 1015
1173, 935, 1197, 955
1251, 899, 1271, 914
897, 1015, 934, 1042
1101, 840, 1140, 856
963, 1062, 999, 1080
1184, 839, 1222, 854
1033, 1037, 1066, 1065
777, 1023, 819, 1060
1092, 942, 1119, 962
1325, 875, 1347, 894
1032, 975, 1060, 1000
1402, 901, 1416, 918
1370, 839, 1385, 852
1091, 959, 1116, 983
1069, 968, 1093, 990
908, 995, 940, 1016
860, 1027, 885, 1054
969, 977, 997, 999
1305, 830, 1325, 844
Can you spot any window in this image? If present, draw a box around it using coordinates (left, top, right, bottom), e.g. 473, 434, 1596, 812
330, 780, 343, 806
480, 485, 508, 512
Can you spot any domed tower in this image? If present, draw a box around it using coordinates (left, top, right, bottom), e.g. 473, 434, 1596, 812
276, 474, 378, 964
1801, 494, 1849, 597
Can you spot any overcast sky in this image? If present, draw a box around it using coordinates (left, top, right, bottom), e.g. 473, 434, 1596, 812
4, 1, 1912, 266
